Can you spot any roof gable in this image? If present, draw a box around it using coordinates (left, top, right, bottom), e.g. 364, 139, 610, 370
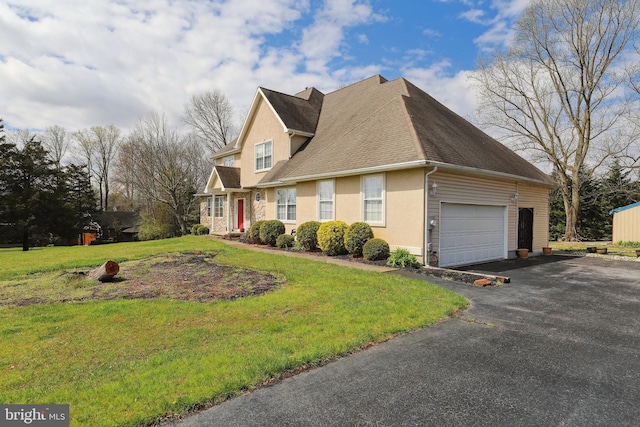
204, 165, 241, 192
216, 86, 324, 160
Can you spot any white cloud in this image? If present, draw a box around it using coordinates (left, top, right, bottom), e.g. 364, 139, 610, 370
457, 0, 531, 51
402, 61, 479, 120
460, 8, 487, 24
0, 0, 393, 133
422, 28, 442, 38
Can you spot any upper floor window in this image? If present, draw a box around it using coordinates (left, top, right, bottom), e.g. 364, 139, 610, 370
362, 174, 384, 224
318, 180, 335, 221
276, 187, 296, 222
222, 155, 234, 167
255, 140, 273, 171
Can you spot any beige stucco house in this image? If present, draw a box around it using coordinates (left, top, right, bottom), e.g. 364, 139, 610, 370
198, 75, 552, 267
610, 202, 640, 243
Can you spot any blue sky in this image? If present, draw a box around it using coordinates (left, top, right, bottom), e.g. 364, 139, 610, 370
0, 0, 530, 133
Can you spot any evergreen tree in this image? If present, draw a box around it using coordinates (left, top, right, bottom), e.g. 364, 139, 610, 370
0, 136, 58, 250
0, 133, 97, 250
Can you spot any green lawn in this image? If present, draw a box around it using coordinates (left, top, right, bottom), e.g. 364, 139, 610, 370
0, 236, 467, 426
550, 241, 640, 257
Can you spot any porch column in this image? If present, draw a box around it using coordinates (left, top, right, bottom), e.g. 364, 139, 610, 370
226, 193, 231, 232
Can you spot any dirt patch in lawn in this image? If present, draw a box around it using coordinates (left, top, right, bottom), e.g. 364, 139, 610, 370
2, 252, 284, 307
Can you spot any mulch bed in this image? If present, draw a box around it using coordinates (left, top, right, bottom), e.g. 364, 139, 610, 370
92, 251, 284, 302
243, 242, 496, 285
4, 252, 284, 307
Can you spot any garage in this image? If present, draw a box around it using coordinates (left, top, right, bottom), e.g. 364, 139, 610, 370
439, 203, 507, 267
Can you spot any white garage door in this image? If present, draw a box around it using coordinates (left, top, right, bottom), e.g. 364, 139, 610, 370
439, 203, 506, 267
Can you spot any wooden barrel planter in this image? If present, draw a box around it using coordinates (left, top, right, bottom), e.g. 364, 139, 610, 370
596, 248, 608, 255
542, 247, 552, 256
516, 248, 529, 259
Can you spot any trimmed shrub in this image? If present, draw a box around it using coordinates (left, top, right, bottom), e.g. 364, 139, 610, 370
191, 224, 203, 235
276, 233, 295, 248
296, 221, 321, 250
387, 248, 421, 268
197, 225, 210, 235
317, 220, 349, 256
344, 222, 374, 256
249, 220, 266, 244
363, 238, 390, 261
260, 220, 285, 247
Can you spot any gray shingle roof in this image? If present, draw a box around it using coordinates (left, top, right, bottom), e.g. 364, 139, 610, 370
215, 166, 241, 189
251, 75, 550, 185
259, 87, 323, 134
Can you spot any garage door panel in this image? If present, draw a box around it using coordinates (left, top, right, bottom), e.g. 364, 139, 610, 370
440, 203, 506, 267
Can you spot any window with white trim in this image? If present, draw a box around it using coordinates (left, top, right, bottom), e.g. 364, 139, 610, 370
206, 197, 212, 217
362, 174, 384, 224
276, 188, 296, 222
214, 195, 224, 218
255, 140, 273, 171
222, 155, 234, 167
318, 180, 334, 221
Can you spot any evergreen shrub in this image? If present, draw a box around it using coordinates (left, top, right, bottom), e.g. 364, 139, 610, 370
296, 221, 321, 250
362, 238, 390, 261
249, 220, 266, 244
276, 233, 295, 248
344, 222, 374, 256
260, 220, 285, 246
317, 220, 349, 256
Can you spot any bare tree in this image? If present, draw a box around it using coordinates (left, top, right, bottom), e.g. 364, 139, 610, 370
471, 0, 640, 240
73, 125, 121, 211
182, 90, 237, 154
5, 129, 38, 148
122, 111, 202, 235
42, 125, 69, 171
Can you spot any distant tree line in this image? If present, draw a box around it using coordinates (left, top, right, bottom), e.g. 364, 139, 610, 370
0, 118, 97, 251
549, 162, 640, 241
0, 90, 238, 248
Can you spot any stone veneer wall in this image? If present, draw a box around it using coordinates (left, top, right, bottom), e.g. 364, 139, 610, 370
212, 195, 228, 233
252, 190, 266, 224
199, 197, 213, 233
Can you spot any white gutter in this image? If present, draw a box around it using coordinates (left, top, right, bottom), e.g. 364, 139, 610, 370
256, 160, 429, 187
256, 159, 550, 188
424, 166, 438, 266
425, 160, 552, 187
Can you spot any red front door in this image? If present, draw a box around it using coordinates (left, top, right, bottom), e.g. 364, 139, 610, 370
237, 199, 245, 231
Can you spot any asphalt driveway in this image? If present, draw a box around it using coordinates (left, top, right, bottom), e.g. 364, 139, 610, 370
166, 255, 640, 426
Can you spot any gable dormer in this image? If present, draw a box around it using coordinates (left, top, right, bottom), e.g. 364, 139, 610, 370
222, 85, 324, 188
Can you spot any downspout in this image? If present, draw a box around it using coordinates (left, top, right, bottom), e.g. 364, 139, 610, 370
424, 166, 438, 266
513, 182, 519, 257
